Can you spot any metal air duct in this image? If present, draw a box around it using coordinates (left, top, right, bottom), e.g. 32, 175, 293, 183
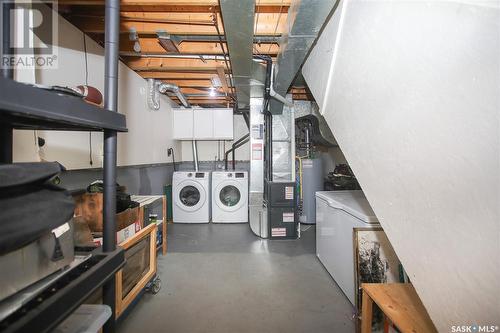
147, 79, 160, 110
158, 82, 190, 108
156, 30, 181, 53
270, 0, 340, 114
294, 100, 337, 146
157, 82, 198, 170
219, 0, 255, 109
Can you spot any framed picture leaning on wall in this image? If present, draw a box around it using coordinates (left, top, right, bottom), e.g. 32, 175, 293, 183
353, 227, 407, 332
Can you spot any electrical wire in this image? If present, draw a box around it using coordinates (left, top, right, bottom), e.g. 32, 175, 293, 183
83, 33, 93, 166
83, 34, 89, 86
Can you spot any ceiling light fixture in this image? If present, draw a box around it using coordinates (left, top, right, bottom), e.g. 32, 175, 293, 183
209, 86, 217, 97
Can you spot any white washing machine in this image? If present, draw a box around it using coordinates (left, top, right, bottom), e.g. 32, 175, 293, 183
173, 171, 210, 223
211, 171, 248, 223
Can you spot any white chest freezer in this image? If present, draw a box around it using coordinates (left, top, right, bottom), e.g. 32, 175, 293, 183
315, 190, 379, 305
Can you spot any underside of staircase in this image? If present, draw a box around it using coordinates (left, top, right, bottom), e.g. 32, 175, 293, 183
302, 1, 500, 331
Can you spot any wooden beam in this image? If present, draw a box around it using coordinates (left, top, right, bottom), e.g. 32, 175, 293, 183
139, 72, 218, 79
188, 101, 230, 106
59, 0, 290, 5
59, 0, 219, 4
61, 4, 289, 13
72, 17, 224, 34
69, 12, 286, 35
125, 57, 229, 69
72, 11, 217, 23
161, 79, 213, 86
216, 66, 229, 95
178, 87, 222, 94
120, 38, 279, 55
134, 67, 223, 73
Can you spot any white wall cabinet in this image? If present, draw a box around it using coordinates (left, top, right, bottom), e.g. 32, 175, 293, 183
173, 108, 233, 140
193, 109, 214, 139
213, 108, 234, 139
172, 109, 194, 140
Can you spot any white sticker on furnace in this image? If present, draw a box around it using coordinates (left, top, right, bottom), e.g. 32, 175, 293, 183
285, 186, 293, 200
272, 228, 286, 237
283, 212, 294, 222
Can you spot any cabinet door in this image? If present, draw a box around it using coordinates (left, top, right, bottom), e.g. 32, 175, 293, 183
172, 109, 193, 140
213, 108, 233, 140
193, 109, 214, 139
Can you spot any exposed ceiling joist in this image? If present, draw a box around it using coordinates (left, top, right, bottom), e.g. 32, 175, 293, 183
70, 13, 286, 35
58, 0, 290, 5
61, 4, 289, 13
134, 67, 225, 73
58, 0, 314, 107
125, 57, 229, 68
139, 72, 218, 79
216, 66, 230, 95
120, 39, 280, 55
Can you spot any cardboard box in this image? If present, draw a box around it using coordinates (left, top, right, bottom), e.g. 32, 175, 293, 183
93, 221, 141, 246
74, 193, 139, 232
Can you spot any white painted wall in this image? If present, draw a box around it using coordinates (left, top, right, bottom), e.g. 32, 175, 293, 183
303, 0, 500, 331
180, 114, 250, 162
13, 11, 181, 169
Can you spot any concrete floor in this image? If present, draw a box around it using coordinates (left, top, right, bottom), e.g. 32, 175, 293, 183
117, 223, 356, 333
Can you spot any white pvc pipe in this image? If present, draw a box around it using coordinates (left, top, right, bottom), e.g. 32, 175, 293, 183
270, 87, 293, 107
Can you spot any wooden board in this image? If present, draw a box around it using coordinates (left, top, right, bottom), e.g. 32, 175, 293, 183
361, 283, 437, 333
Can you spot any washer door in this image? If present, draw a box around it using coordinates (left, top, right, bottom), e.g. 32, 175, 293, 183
215, 181, 244, 212
175, 180, 206, 212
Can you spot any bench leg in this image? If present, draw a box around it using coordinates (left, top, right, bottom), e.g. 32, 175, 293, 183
383, 315, 390, 333
361, 290, 373, 333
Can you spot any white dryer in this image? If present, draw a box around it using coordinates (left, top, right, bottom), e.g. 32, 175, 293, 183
173, 171, 210, 223
211, 171, 248, 223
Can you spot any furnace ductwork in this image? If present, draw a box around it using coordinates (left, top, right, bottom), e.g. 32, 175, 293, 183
158, 82, 190, 108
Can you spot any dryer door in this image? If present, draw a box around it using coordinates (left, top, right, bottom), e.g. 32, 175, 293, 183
215, 181, 245, 212
175, 180, 207, 212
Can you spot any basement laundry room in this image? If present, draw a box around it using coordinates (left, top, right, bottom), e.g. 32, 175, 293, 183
0, 0, 498, 333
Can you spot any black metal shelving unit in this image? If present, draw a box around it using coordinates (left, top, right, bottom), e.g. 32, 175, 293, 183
0, 61, 127, 333
0, 248, 125, 333
0, 77, 127, 132
0, 0, 123, 330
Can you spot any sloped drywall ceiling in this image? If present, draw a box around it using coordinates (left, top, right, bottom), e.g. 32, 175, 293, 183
302, 1, 500, 331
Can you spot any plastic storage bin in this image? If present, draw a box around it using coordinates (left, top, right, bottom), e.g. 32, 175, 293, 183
53, 304, 111, 333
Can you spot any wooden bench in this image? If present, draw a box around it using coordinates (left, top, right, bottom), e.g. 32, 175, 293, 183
361, 283, 437, 333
